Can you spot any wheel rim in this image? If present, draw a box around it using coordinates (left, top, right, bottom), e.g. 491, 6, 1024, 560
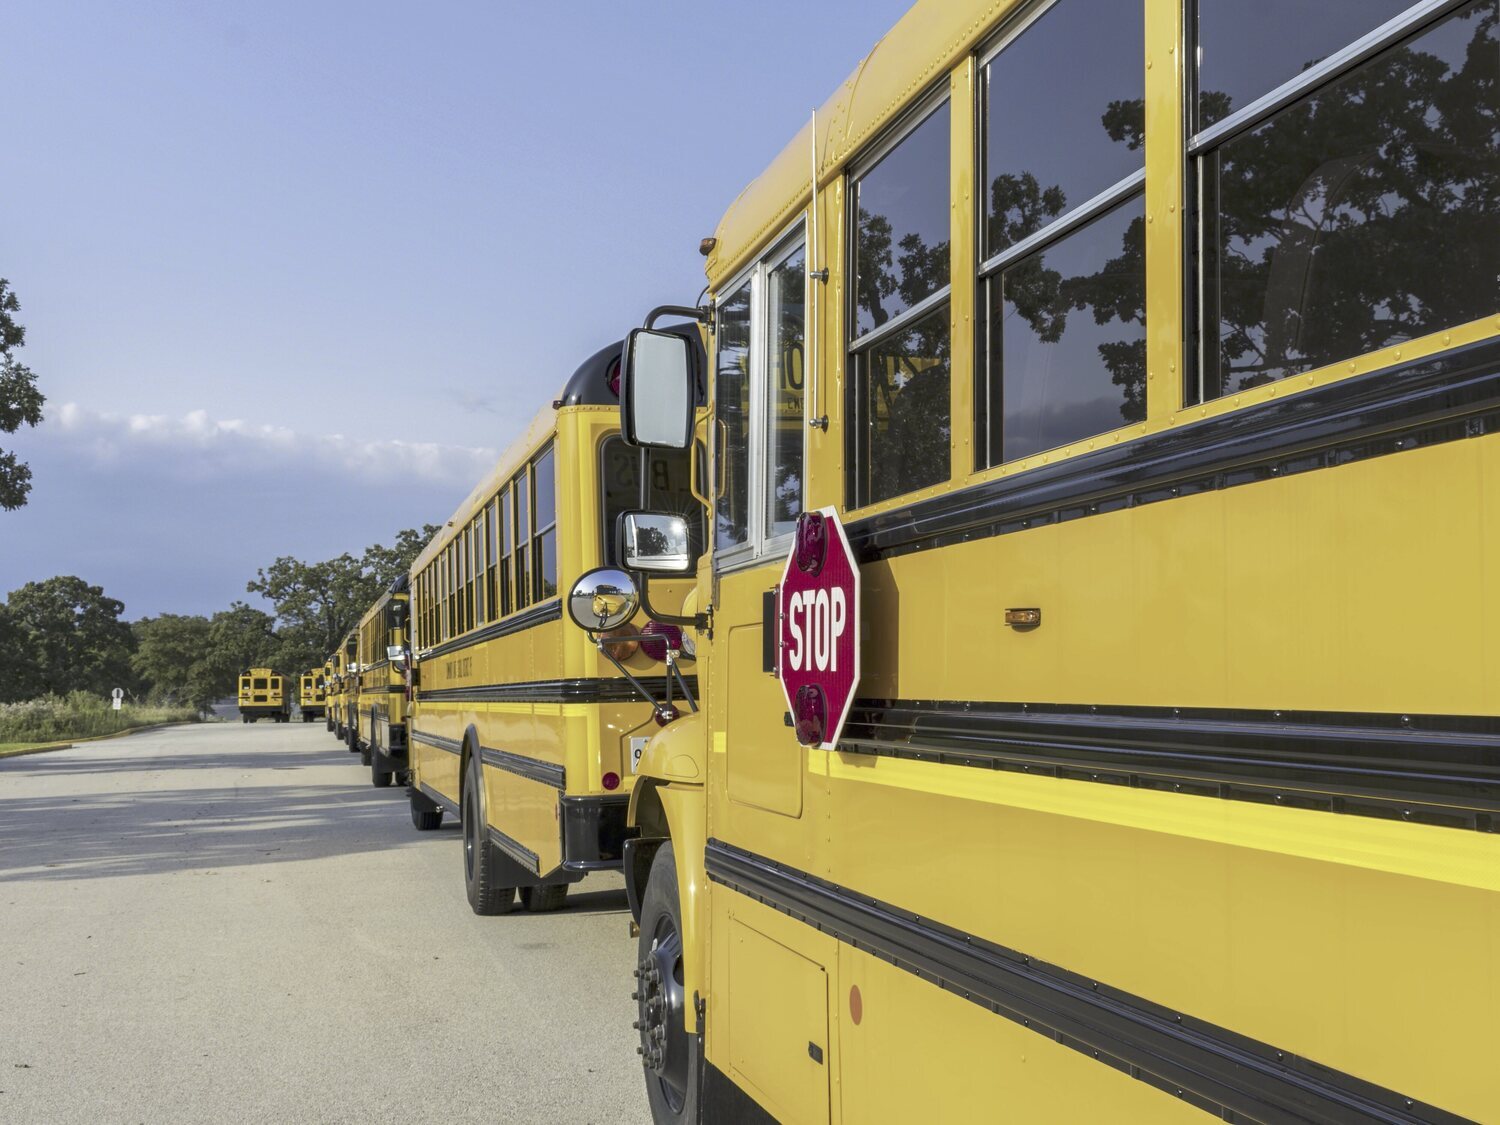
638, 911, 689, 1111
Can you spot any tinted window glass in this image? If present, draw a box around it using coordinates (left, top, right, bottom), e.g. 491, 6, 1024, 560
644, 445, 707, 561
1202, 3, 1500, 397
984, 0, 1143, 256
852, 304, 951, 506
715, 282, 752, 551
532, 447, 555, 531
1197, 0, 1416, 128
992, 196, 1147, 462
766, 243, 806, 537
535, 530, 557, 601
851, 102, 951, 337
600, 436, 640, 562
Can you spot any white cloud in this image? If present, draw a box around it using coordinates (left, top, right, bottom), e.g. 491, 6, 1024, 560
46, 402, 497, 486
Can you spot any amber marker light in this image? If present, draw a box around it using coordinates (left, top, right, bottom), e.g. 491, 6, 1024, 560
1004, 608, 1041, 628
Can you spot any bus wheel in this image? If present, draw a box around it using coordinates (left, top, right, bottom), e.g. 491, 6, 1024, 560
520, 884, 568, 912
637, 842, 697, 1123
409, 788, 442, 830
461, 753, 515, 915
241, 716, 249, 724
371, 750, 393, 789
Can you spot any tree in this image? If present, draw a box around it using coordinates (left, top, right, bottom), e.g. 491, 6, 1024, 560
245, 524, 438, 675
132, 614, 217, 708
0, 279, 46, 511
1, 577, 134, 701
201, 603, 279, 699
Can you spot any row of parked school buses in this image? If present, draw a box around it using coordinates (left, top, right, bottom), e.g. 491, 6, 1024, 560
307, 1, 1497, 1120
236, 668, 326, 723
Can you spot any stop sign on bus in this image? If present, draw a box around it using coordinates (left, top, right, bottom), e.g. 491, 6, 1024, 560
777, 508, 860, 749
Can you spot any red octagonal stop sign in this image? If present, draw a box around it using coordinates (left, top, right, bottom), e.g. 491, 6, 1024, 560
778, 507, 861, 749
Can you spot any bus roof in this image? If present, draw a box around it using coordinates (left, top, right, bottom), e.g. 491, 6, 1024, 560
706, 0, 1006, 287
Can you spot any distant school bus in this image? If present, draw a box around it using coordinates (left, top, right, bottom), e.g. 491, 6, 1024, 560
406, 335, 703, 913
332, 630, 357, 746
298, 669, 327, 722
594, 1, 1500, 1121
237, 668, 289, 724
350, 579, 411, 787
320, 657, 337, 732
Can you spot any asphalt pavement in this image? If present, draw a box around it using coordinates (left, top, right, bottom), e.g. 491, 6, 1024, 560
0, 721, 652, 1124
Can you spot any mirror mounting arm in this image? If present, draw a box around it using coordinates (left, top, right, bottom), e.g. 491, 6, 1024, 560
643, 304, 710, 329
637, 571, 712, 638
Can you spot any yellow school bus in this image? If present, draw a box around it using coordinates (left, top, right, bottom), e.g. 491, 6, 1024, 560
320, 657, 337, 732
406, 337, 703, 913
298, 668, 326, 722
332, 630, 357, 747
598, 1, 1500, 1120
237, 667, 289, 724
349, 581, 411, 787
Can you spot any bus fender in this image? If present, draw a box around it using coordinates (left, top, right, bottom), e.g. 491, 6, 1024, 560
626, 712, 708, 1033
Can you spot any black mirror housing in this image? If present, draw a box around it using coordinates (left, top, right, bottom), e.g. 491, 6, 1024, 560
621, 328, 695, 449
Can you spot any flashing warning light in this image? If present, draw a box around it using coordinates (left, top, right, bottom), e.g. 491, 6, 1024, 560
639, 621, 684, 662
794, 511, 828, 575
602, 771, 621, 791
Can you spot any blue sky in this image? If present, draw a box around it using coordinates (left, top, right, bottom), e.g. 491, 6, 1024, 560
0, 0, 911, 617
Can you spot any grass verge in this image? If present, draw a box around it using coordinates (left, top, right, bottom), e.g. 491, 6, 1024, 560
0, 692, 201, 753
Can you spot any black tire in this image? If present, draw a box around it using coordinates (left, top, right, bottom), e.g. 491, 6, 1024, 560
371, 746, 393, 788
241, 715, 249, 724
520, 884, 569, 913
409, 788, 442, 830
461, 752, 515, 915
637, 842, 698, 1123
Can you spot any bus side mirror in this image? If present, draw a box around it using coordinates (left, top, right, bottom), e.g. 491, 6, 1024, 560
620, 512, 694, 574
621, 329, 693, 449
567, 567, 641, 633
386, 645, 408, 671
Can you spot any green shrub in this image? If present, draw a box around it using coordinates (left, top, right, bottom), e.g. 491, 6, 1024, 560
0, 691, 199, 743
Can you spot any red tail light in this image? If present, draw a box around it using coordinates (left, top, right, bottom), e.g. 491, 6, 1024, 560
639, 621, 684, 662
602, 771, 620, 791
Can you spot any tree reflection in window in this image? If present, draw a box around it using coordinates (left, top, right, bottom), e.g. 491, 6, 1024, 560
849, 100, 953, 507
714, 283, 752, 550
1200, 1, 1500, 397
977, 0, 1145, 467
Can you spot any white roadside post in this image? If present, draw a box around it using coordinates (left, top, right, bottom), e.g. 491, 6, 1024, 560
111, 687, 124, 712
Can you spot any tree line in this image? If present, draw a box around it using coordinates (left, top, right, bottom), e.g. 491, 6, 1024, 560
0, 525, 438, 710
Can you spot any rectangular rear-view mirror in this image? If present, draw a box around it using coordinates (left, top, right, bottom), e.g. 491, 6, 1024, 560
621, 329, 693, 449
620, 511, 694, 574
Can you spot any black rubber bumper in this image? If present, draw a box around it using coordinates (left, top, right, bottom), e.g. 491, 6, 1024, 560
560, 794, 633, 872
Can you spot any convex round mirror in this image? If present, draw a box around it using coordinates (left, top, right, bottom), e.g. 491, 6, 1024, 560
568, 567, 640, 633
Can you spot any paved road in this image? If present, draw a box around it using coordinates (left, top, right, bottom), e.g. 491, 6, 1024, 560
0, 722, 652, 1125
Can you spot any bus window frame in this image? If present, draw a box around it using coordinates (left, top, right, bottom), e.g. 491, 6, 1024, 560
712, 218, 808, 575
844, 86, 955, 509
1185, 0, 1482, 404
972, 0, 1148, 469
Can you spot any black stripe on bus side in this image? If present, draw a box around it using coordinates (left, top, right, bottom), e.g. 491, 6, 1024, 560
356, 684, 404, 695
847, 336, 1500, 563
704, 840, 1467, 1125
488, 825, 540, 873
411, 730, 461, 755
840, 700, 1500, 833
419, 600, 563, 662
417, 675, 699, 706
479, 746, 565, 790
